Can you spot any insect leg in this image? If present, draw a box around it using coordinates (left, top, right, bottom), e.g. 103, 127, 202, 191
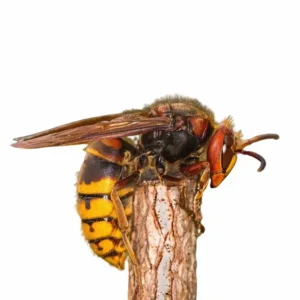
77, 138, 137, 269
180, 161, 210, 236
111, 172, 142, 284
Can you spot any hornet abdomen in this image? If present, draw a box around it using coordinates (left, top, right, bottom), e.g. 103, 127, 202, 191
77, 138, 136, 269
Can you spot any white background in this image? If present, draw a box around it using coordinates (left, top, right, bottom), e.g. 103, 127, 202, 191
1, 1, 299, 299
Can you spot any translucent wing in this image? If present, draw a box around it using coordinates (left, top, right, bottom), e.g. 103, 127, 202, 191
12, 110, 173, 149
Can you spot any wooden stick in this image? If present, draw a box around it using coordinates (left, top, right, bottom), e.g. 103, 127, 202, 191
128, 179, 198, 300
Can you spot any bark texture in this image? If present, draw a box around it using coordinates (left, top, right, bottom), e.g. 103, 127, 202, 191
128, 179, 198, 300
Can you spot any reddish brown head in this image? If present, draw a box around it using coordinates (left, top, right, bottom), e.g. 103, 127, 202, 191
207, 120, 279, 188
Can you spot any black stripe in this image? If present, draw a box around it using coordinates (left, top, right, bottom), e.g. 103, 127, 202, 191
78, 191, 133, 210
102, 250, 120, 258
79, 155, 122, 184
78, 191, 133, 208
82, 217, 114, 225
78, 193, 110, 210
78, 193, 110, 200
89, 236, 122, 244
78, 191, 133, 201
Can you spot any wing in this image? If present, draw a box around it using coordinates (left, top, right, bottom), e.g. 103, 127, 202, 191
12, 110, 173, 149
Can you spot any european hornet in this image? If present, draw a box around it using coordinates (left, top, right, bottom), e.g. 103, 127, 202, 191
12, 96, 279, 274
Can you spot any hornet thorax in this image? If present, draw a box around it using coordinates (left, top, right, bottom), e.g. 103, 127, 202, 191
137, 98, 215, 181
140, 98, 214, 163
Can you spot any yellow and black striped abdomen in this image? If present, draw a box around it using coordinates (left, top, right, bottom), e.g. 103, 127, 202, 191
77, 139, 136, 269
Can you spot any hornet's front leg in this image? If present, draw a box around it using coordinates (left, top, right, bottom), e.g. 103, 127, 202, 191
180, 161, 210, 236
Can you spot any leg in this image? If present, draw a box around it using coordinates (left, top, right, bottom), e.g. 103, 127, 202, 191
180, 161, 210, 236
111, 172, 141, 284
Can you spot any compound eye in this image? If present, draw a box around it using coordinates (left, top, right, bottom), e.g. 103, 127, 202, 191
221, 134, 234, 171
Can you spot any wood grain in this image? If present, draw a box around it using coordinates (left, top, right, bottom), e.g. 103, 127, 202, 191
128, 179, 198, 300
